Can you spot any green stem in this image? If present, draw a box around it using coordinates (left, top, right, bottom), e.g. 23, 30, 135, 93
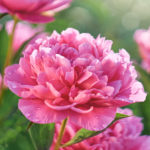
27, 122, 34, 131
0, 15, 19, 105
54, 118, 68, 150
0, 85, 6, 105
28, 129, 38, 150
3, 15, 19, 72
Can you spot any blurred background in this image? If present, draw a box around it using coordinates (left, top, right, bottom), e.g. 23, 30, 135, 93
0, 0, 150, 149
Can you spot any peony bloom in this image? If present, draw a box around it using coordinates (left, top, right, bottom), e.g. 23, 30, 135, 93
50, 108, 150, 150
4, 28, 146, 131
134, 28, 150, 72
0, 0, 72, 23
6, 20, 45, 52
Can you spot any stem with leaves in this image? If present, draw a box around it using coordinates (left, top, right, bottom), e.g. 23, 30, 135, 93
54, 118, 68, 150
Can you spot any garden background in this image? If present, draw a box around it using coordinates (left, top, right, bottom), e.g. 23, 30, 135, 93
0, 0, 150, 149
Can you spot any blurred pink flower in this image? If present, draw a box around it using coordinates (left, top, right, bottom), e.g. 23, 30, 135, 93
6, 20, 44, 52
0, 0, 72, 23
50, 108, 150, 150
134, 28, 150, 72
4, 28, 146, 131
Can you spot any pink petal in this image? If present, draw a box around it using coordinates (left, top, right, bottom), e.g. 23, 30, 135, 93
37, 0, 72, 12
109, 80, 122, 96
112, 97, 133, 107
46, 82, 61, 97
18, 99, 68, 124
69, 107, 117, 131
0, 5, 9, 13
55, 54, 71, 70
16, 13, 54, 23
102, 86, 114, 96
2, 0, 40, 12
65, 69, 75, 85
77, 71, 93, 84
125, 136, 150, 150
79, 73, 100, 89
31, 85, 50, 99
45, 100, 76, 110
4, 65, 35, 97
71, 106, 94, 114
73, 90, 91, 104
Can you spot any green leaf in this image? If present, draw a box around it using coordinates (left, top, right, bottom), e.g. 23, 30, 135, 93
61, 113, 129, 148
0, 145, 5, 150
28, 123, 55, 150
134, 64, 150, 134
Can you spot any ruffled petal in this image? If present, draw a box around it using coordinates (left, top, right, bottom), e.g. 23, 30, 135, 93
18, 99, 68, 123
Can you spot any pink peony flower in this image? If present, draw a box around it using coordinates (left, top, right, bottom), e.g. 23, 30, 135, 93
134, 28, 150, 72
4, 28, 146, 131
50, 108, 150, 150
6, 20, 44, 52
0, 0, 72, 23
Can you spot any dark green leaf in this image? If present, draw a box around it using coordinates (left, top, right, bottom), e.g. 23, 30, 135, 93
28, 123, 55, 150
61, 113, 129, 148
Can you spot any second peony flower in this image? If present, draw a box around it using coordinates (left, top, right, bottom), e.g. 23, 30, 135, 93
0, 0, 72, 23
4, 28, 146, 131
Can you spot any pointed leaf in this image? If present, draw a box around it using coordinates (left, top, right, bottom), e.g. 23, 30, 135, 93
28, 123, 55, 150
61, 113, 129, 148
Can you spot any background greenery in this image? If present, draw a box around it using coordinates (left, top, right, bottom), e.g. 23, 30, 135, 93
0, 0, 150, 149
